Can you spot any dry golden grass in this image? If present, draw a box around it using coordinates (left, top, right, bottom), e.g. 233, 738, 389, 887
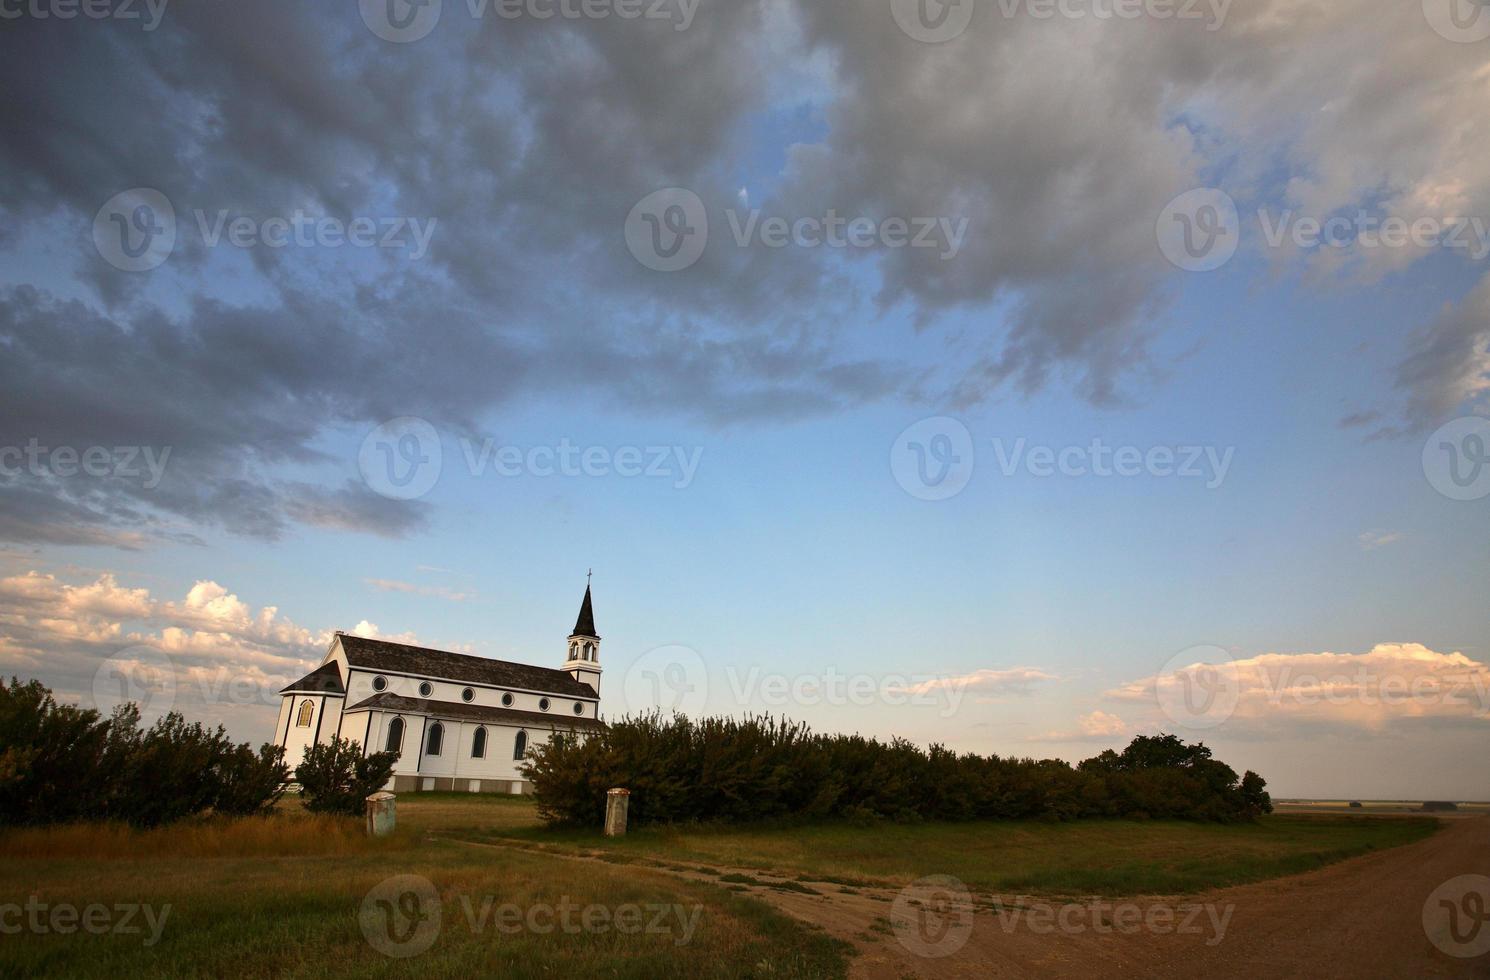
0, 810, 413, 860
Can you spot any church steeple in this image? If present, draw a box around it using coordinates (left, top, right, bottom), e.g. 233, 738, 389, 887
563, 575, 602, 694
572, 581, 598, 640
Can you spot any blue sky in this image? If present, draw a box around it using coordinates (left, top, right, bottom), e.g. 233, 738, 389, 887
1, 0, 1488, 800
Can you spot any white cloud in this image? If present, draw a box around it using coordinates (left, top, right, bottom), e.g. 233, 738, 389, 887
898, 666, 1058, 698
0, 568, 426, 742
1108, 643, 1490, 735
365, 578, 475, 602
1358, 530, 1404, 550
1028, 709, 1130, 743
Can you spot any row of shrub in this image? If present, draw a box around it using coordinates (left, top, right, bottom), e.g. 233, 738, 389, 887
525, 713, 1272, 827
0, 678, 290, 827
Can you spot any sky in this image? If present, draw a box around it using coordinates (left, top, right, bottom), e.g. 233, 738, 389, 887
0, 0, 1488, 800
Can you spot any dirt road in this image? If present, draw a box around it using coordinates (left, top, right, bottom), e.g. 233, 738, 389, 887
448, 815, 1490, 978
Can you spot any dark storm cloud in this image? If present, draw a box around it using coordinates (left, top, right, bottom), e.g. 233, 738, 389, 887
1, 0, 1487, 545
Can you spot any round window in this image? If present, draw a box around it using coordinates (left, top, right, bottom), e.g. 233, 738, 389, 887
573, 702, 584, 715
539, 697, 551, 712
501, 693, 514, 707
372, 675, 387, 692
462, 687, 474, 703
419, 681, 433, 697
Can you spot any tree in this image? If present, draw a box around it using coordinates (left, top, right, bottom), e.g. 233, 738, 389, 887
295, 737, 398, 817
1239, 770, 1272, 816
215, 743, 290, 817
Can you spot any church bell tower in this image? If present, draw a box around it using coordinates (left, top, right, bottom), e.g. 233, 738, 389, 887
562, 575, 602, 695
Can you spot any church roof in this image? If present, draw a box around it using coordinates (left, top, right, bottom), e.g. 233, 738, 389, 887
345, 692, 606, 731
281, 661, 346, 695
571, 584, 598, 639
335, 633, 597, 698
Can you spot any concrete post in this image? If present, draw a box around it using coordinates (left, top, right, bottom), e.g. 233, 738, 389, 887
604, 788, 630, 837
366, 791, 397, 837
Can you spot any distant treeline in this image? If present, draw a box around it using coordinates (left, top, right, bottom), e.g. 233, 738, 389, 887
0, 678, 288, 828
525, 713, 1272, 827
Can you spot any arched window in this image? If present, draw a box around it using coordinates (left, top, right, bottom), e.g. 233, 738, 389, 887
385, 716, 405, 753
472, 727, 487, 759
427, 722, 444, 757
512, 729, 528, 761
585, 643, 595, 661
296, 699, 314, 727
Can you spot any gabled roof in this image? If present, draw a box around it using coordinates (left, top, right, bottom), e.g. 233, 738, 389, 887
345, 692, 606, 731
571, 584, 598, 639
281, 661, 346, 695
335, 633, 596, 698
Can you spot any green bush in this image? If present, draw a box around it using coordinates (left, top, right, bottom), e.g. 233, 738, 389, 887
526, 713, 1271, 828
0, 677, 289, 827
294, 737, 398, 817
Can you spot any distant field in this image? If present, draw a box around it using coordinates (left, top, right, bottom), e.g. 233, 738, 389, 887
441, 797, 1443, 896
1274, 799, 1490, 816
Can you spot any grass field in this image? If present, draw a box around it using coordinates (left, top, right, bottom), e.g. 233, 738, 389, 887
0, 794, 1442, 977
0, 802, 849, 979
447, 798, 1443, 896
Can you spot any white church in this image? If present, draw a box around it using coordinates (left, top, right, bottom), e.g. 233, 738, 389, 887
275, 583, 605, 794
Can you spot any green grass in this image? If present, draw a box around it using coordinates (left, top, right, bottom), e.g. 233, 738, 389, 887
0, 793, 1443, 977
0, 803, 849, 979
464, 804, 1442, 896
